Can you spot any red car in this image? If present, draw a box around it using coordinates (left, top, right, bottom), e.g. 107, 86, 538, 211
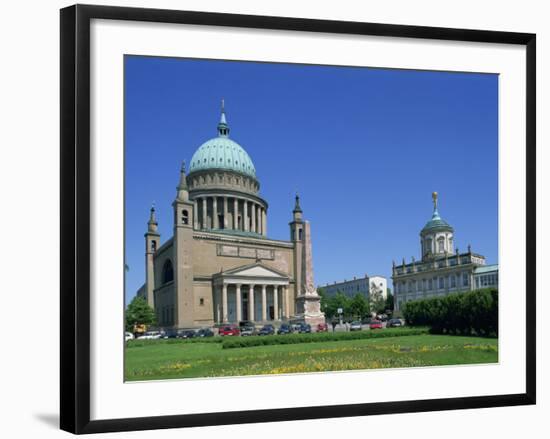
369, 320, 383, 330
219, 324, 240, 336
317, 323, 328, 332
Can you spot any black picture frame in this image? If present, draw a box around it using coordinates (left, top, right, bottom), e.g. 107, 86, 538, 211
60, 4, 536, 434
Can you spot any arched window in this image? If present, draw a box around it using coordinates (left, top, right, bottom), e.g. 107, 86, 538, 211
426, 238, 432, 255
162, 259, 174, 284
437, 237, 445, 253
181, 209, 189, 225
151, 240, 157, 252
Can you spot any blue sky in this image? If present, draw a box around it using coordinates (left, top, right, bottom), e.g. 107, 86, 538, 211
125, 56, 498, 302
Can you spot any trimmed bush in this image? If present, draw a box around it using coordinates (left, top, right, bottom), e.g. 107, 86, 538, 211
222, 327, 429, 349
127, 337, 222, 348
403, 288, 498, 337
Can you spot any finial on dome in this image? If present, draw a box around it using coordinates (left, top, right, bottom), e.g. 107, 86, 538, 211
218, 98, 228, 134
432, 191, 438, 210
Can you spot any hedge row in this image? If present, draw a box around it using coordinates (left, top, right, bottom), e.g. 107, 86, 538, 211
222, 327, 429, 349
126, 337, 222, 348
403, 288, 498, 337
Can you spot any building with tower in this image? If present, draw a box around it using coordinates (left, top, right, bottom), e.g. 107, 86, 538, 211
392, 192, 498, 311
136, 102, 325, 329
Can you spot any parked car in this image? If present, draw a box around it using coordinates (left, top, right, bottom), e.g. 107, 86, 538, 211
240, 324, 256, 337
139, 330, 162, 340
291, 323, 302, 332
178, 329, 197, 339
317, 323, 328, 332
350, 321, 363, 331
376, 314, 389, 322
219, 324, 240, 336
296, 323, 311, 334
277, 324, 293, 335
258, 324, 275, 335
161, 329, 178, 339
369, 320, 383, 330
196, 328, 214, 337
125, 331, 134, 342
387, 318, 403, 328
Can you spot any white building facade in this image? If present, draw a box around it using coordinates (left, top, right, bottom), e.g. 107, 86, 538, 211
321, 275, 387, 301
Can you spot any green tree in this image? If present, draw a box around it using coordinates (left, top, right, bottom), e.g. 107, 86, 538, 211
350, 293, 370, 319
324, 292, 350, 321
125, 296, 156, 331
385, 289, 394, 311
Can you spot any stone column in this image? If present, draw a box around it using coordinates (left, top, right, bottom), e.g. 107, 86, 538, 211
223, 196, 228, 229
202, 197, 207, 229
262, 208, 267, 236
233, 198, 238, 229
213, 197, 218, 229
251, 203, 256, 233
261, 284, 267, 321
258, 207, 262, 235
273, 285, 279, 320
222, 283, 228, 323
243, 200, 249, 231
193, 199, 198, 229
248, 284, 255, 321
236, 283, 242, 322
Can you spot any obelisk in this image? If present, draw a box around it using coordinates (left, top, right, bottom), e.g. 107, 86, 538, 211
295, 221, 325, 327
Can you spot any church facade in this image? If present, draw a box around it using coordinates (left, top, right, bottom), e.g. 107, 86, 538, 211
392, 192, 498, 311
136, 104, 325, 329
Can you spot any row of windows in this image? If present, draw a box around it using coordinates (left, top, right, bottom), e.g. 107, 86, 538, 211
475, 273, 498, 288
190, 174, 258, 191
396, 273, 469, 294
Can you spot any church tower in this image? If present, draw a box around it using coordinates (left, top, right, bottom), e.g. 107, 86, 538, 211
144, 205, 160, 308
172, 162, 195, 327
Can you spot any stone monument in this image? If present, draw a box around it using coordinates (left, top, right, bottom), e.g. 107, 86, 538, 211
295, 221, 326, 327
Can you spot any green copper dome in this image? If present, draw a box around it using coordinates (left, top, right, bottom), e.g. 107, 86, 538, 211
188, 103, 256, 179
421, 192, 453, 232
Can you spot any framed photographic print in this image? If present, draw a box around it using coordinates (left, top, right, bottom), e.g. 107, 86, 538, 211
60, 4, 536, 434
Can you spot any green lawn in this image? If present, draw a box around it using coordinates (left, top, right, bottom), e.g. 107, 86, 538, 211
125, 333, 498, 381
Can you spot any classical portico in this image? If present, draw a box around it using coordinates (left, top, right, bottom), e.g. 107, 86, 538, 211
212, 263, 290, 324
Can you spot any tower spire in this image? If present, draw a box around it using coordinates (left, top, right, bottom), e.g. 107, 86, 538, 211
147, 203, 158, 233
176, 160, 189, 201
294, 192, 303, 213
217, 98, 229, 137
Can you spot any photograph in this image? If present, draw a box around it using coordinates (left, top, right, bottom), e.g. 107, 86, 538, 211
123, 55, 499, 381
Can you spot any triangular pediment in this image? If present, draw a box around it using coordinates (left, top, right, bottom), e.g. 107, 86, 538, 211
221, 263, 288, 279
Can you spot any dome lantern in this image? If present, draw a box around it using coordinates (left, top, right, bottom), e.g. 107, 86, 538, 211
188, 102, 257, 180
217, 98, 230, 137
420, 192, 454, 259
